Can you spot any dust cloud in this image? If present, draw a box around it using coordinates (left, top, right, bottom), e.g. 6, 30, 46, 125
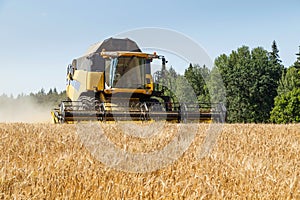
0, 97, 52, 123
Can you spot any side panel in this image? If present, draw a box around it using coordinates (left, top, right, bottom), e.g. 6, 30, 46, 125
66, 70, 88, 101
145, 74, 154, 92
86, 72, 104, 91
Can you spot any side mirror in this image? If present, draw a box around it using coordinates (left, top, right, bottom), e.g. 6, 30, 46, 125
67, 64, 74, 80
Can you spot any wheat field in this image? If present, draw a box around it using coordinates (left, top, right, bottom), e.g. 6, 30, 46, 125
0, 123, 299, 199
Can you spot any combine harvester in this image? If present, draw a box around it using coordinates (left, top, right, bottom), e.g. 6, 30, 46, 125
51, 38, 226, 123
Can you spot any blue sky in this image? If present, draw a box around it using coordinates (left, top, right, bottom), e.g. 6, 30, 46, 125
0, 0, 299, 96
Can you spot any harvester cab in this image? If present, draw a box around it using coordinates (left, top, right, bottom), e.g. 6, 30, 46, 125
51, 38, 226, 123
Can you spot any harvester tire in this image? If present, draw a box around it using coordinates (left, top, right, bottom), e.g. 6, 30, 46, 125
78, 96, 100, 111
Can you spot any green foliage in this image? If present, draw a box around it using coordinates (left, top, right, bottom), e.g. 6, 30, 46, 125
277, 67, 300, 95
158, 65, 210, 104
207, 66, 226, 104
270, 56, 300, 123
183, 64, 210, 103
294, 46, 300, 69
163, 66, 178, 97
270, 40, 282, 64
214, 43, 283, 123
270, 88, 300, 123
155, 66, 178, 103
174, 75, 198, 103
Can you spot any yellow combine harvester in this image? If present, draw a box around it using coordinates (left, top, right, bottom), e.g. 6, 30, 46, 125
51, 38, 226, 123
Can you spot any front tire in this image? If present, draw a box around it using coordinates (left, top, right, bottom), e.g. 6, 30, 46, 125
78, 96, 100, 111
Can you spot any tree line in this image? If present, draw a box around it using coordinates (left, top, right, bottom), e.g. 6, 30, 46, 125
0, 88, 66, 108
167, 41, 299, 123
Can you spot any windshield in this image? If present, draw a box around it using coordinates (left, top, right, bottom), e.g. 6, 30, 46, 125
105, 56, 147, 89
